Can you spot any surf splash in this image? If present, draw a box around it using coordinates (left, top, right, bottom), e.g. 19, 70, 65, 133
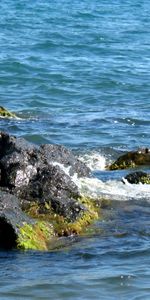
78, 152, 107, 171
53, 151, 150, 202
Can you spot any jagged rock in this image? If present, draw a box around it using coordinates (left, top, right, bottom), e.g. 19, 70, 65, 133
0, 106, 17, 118
0, 131, 37, 160
0, 131, 91, 224
19, 164, 83, 222
122, 171, 150, 184
39, 144, 90, 177
109, 149, 150, 170
0, 132, 90, 190
0, 190, 33, 249
0, 132, 101, 250
0, 132, 38, 188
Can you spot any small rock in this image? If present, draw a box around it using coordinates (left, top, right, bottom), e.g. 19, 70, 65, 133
122, 171, 150, 184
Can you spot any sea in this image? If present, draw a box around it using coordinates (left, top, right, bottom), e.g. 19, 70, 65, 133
0, 0, 150, 299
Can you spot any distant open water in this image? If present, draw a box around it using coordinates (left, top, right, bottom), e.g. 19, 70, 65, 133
0, 0, 150, 299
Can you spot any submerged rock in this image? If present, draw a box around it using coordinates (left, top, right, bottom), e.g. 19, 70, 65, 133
122, 171, 150, 184
109, 149, 150, 170
0, 106, 17, 118
0, 132, 99, 250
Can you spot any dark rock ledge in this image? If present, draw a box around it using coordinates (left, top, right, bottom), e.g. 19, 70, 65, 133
108, 149, 150, 170
0, 131, 101, 251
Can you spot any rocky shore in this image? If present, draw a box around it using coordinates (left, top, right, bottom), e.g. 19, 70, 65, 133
0, 107, 150, 251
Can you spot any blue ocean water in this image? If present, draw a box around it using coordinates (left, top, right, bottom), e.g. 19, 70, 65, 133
0, 0, 150, 299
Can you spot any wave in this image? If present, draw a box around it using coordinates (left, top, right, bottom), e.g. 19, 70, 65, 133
52, 151, 150, 202
79, 177, 150, 202
78, 152, 107, 171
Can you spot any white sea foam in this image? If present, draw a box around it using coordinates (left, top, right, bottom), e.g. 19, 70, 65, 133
78, 152, 107, 171
78, 176, 150, 201
52, 158, 150, 202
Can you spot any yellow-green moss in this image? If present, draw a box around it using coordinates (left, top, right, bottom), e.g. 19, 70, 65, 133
17, 221, 54, 251
24, 197, 101, 239
0, 106, 17, 118
25, 202, 41, 217
53, 205, 99, 236
67, 208, 99, 235
140, 176, 150, 184
108, 150, 150, 170
109, 160, 136, 170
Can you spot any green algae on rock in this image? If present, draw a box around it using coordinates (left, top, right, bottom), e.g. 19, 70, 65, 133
140, 176, 150, 184
53, 197, 100, 236
17, 221, 54, 250
109, 149, 150, 170
0, 106, 17, 118
23, 197, 101, 243
17, 195, 105, 251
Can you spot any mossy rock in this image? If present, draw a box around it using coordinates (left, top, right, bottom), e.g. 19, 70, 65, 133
53, 197, 100, 236
109, 149, 150, 170
17, 221, 54, 250
0, 106, 17, 118
140, 176, 150, 184
21, 196, 101, 250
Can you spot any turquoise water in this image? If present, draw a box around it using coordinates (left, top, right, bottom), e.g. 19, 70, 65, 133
0, 0, 150, 299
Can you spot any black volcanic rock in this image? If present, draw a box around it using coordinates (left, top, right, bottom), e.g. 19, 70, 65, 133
122, 171, 150, 184
18, 164, 84, 221
0, 131, 90, 222
39, 144, 90, 177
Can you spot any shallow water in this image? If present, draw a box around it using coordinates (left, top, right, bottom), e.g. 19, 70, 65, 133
0, 0, 150, 299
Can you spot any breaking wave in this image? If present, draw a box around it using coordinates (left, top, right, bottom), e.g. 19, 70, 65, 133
78, 152, 107, 171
